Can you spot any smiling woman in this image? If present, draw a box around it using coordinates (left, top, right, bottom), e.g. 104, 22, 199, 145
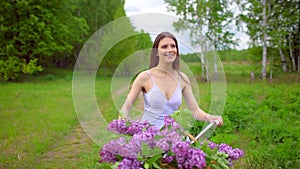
119, 32, 223, 129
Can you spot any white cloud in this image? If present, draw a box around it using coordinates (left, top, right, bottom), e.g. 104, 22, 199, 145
125, 0, 176, 16
235, 32, 250, 50
124, 0, 249, 50
126, 13, 195, 54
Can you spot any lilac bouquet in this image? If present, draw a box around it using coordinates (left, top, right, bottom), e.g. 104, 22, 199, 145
99, 116, 244, 169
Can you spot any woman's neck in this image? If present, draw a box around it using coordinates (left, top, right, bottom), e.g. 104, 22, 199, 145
155, 63, 175, 73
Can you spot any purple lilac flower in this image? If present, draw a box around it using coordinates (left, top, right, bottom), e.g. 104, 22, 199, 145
165, 131, 182, 148
160, 127, 169, 135
103, 117, 244, 168
108, 119, 151, 136
171, 141, 207, 169
172, 141, 190, 154
207, 141, 219, 149
218, 143, 244, 164
172, 141, 190, 164
156, 138, 169, 151
127, 121, 149, 135
146, 125, 159, 134
164, 116, 181, 130
218, 143, 234, 156
119, 140, 141, 158
99, 150, 118, 163
230, 148, 244, 160
118, 158, 142, 169
156, 130, 182, 152
164, 115, 175, 126
185, 148, 206, 169
101, 137, 125, 154
107, 119, 128, 134
99, 137, 126, 163
200, 140, 219, 149
218, 143, 231, 150
139, 130, 157, 143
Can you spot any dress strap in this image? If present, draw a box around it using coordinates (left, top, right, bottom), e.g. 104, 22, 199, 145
177, 71, 180, 84
146, 70, 156, 85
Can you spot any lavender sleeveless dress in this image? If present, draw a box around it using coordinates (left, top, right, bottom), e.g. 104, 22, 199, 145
142, 71, 182, 129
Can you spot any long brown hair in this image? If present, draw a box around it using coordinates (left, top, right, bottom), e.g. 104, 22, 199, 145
149, 32, 180, 70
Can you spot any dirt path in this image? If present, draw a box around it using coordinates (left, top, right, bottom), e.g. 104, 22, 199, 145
38, 85, 145, 168
38, 125, 94, 168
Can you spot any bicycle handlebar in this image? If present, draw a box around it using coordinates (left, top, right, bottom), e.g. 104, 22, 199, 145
191, 120, 219, 144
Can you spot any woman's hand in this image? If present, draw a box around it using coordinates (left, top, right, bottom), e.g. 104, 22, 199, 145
207, 114, 223, 126
118, 112, 127, 120
118, 116, 126, 120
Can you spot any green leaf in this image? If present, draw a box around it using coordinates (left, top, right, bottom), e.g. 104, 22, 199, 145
144, 163, 150, 169
111, 162, 119, 169
152, 162, 162, 169
146, 153, 162, 165
98, 162, 115, 169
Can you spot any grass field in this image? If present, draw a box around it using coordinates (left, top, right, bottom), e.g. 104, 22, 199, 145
0, 66, 299, 168
0, 79, 76, 168
0, 70, 126, 169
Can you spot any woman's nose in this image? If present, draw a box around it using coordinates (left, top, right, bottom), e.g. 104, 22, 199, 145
167, 46, 174, 52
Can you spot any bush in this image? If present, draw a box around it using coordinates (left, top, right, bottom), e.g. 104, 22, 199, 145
0, 56, 22, 81
0, 57, 43, 81
45, 74, 55, 81
21, 58, 43, 75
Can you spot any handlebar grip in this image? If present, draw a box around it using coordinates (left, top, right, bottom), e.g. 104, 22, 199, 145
191, 121, 219, 144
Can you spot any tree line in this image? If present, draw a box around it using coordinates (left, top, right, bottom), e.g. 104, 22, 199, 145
0, 0, 152, 81
1, 0, 299, 81
165, 0, 300, 80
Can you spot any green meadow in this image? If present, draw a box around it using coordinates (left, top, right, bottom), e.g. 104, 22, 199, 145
1, 0, 299, 168
1, 63, 300, 169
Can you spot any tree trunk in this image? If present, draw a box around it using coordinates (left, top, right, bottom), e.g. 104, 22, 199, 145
196, 20, 209, 82
279, 48, 287, 72
269, 51, 273, 81
214, 54, 218, 80
298, 29, 300, 73
200, 48, 209, 82
289, 33, 296, 72
298, 56, 300, 73
262, 34, 267, 80
261, 0, 268, 80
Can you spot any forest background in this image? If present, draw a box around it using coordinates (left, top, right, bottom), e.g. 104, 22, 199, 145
0, 0, 299, 168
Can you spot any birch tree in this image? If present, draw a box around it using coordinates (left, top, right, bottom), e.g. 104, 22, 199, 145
261, 0, 269, 79
240, 0, 300, 77
165, 0, 237, 81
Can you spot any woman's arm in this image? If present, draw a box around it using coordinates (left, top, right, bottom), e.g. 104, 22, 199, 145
181, 73, 223, 125
119, 72, 147, 119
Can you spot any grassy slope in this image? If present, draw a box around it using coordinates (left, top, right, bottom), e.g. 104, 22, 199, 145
0, 63, 299, 168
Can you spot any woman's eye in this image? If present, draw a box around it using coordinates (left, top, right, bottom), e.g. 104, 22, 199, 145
160, 44, 176, 49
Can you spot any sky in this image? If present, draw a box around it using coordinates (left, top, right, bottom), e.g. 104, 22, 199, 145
124, 0, 250, 52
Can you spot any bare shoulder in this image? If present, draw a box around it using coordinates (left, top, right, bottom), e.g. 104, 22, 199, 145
132, 70, 150, 84
136, 70, 149, 80
178, 71, 191, 83
131, 70, 152, 91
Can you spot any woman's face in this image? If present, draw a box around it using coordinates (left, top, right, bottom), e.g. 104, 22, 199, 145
157, 37, 178, 64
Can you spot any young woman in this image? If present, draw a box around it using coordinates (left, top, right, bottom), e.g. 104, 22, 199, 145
120, 32, 223, 129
